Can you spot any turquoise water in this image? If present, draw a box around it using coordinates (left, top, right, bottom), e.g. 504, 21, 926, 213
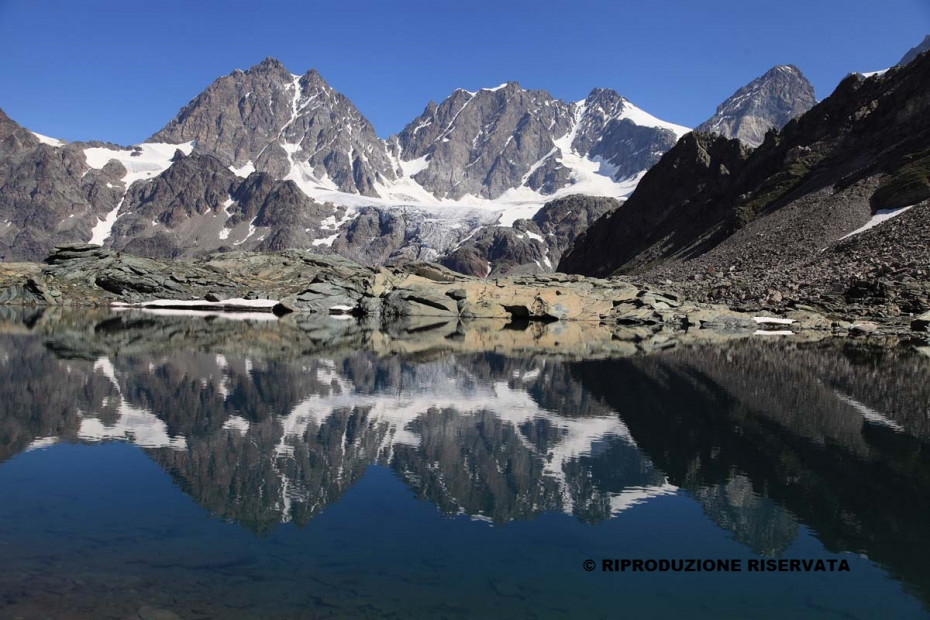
1, 314, 929, 618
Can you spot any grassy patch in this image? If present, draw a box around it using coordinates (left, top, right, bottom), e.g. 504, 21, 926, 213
732, 150, 821, 228
872, 149, 930, 210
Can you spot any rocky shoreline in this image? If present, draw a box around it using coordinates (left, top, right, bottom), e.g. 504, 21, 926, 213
0, 244, 926, 345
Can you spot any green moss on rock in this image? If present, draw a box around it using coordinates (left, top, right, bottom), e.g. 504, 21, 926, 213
872, 150, 930, 210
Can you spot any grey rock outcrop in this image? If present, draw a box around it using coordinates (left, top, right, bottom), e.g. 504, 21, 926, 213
696, 65, 816, 147
0, 245, 821, 337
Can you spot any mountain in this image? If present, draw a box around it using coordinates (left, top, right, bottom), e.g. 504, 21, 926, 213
898, 35, 930, 66
393, 83, 688, 200
0, 58, 694, 264
150, 58, 398, 196
149, 58, 688, 204
695, 65, 816, 147
560, 51, 930, 313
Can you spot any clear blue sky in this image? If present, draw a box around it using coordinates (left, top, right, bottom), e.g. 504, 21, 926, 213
1, 0, 927, 144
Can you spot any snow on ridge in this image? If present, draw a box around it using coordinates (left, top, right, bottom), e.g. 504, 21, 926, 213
84, 141, 195, 186
31, 131, 65, 147
856, 68, 890, 79
616, 101, 691, 139
480, 83, 509, 92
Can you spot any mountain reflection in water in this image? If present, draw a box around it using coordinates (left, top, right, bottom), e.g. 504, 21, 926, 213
1, 309, 930, 618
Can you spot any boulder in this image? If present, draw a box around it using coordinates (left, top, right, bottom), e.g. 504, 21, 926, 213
383, 289, 459, 317
912, 311, 930, 332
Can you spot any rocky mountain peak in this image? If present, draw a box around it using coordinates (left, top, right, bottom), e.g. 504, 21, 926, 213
572, 87, 686, 180
390, 78, 689, 200
394, 83, 575, 199
252, 56, 289, 73
561, 48, 930, 296
149, 59, 397, 196
898, 35, 930, 66
0, 106, 40, 159
478, 81, 520, 93
696, 64, 816, 147
572, 87, 631, 152
300, 67, 329, 88
584, 87, 627, 104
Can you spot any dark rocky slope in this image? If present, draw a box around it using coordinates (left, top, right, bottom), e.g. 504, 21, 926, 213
560, 51, 930, 316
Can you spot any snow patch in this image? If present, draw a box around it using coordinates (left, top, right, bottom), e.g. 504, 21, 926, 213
857, 69, 890, 78
31, 131, 64, 147
233, 218, 258, 245
752, 317, 795, 325
112, 307, 279, 321
312, 232, 339, 247
840, 205, 916, 240
113, 297, 279, 310
230, 161, 256, 177
223, 416, 252, 434
615, 101, 691, 139
84, 141, 194, 187
400, 155, 430, 176
25, 436, 59, 451
89, 197, 125, 245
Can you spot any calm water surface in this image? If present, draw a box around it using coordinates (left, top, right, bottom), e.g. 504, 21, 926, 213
1, 310, 930, 618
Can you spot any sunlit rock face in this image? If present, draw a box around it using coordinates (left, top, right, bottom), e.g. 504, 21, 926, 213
696, 65, 816, 148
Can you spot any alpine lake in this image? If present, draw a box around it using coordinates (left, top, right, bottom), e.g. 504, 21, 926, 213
1, 307, 930, 619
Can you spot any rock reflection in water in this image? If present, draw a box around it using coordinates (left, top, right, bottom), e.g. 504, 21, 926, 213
2, 309, 930, 610
0, 316, 677, 533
